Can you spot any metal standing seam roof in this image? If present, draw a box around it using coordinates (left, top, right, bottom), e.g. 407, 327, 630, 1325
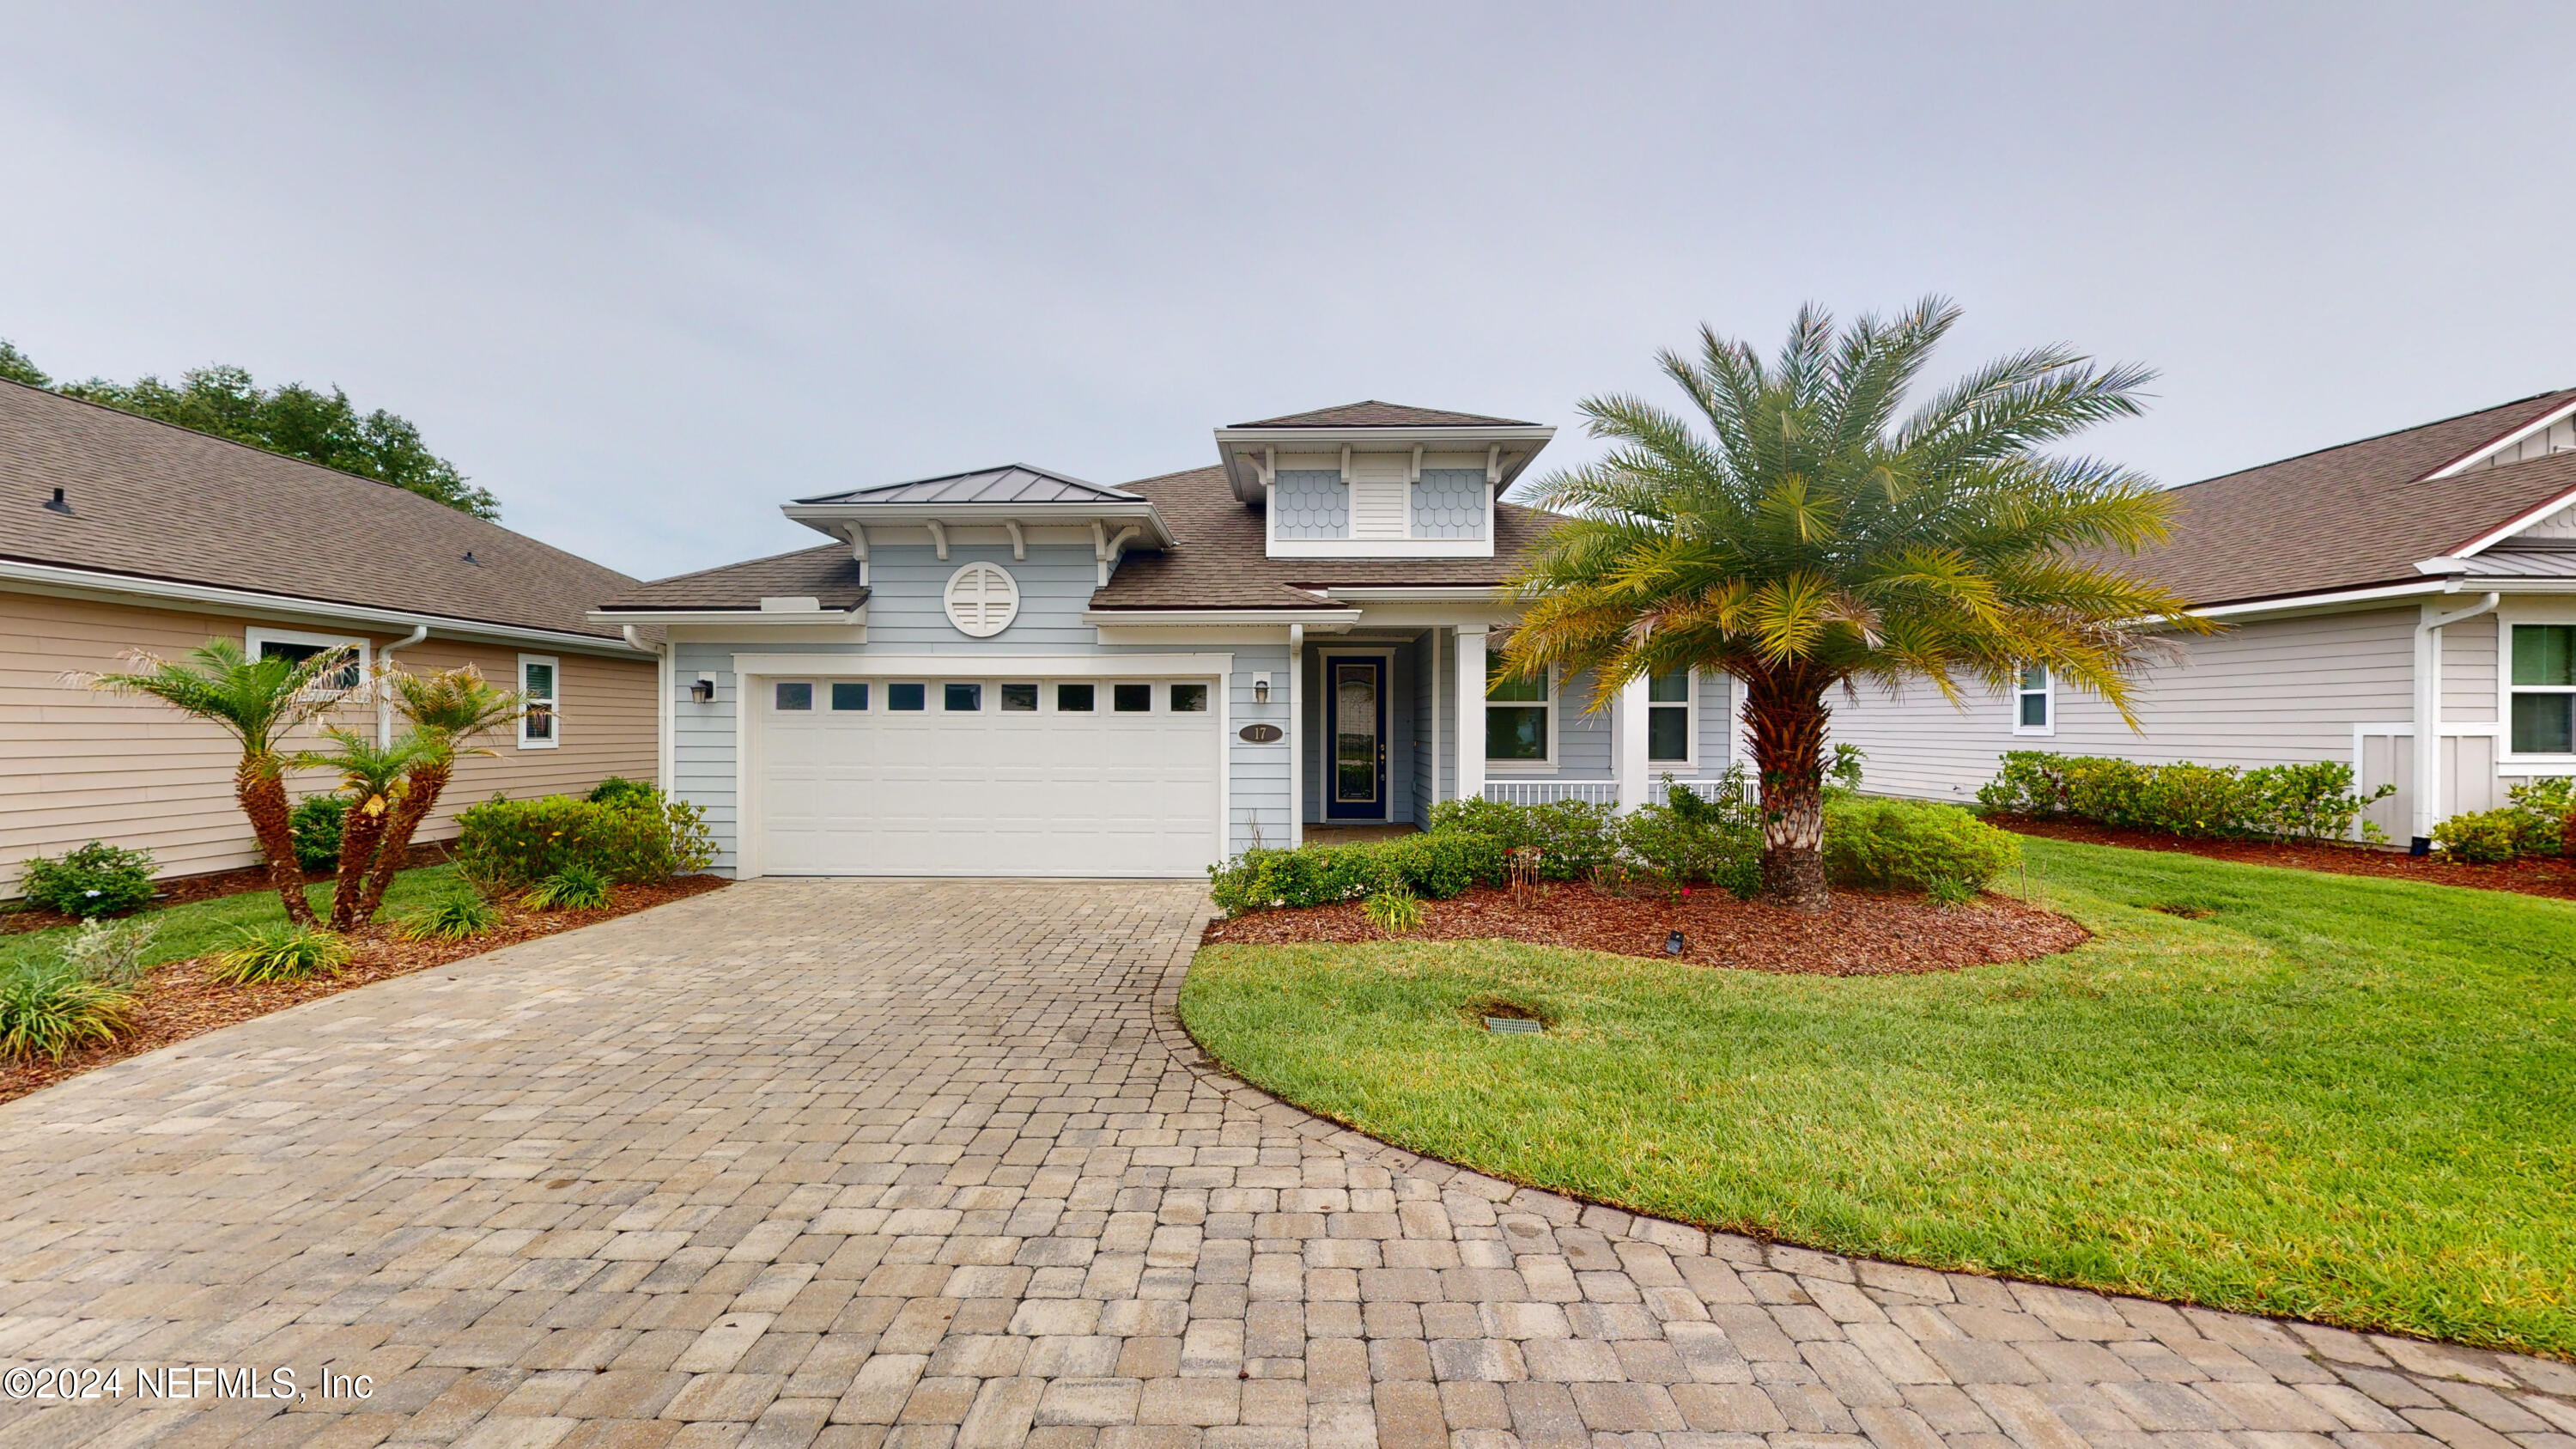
793, 465, 1143, 507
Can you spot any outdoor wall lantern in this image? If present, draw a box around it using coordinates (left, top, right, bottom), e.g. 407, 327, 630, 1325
1251, 672, 1271, 704
690, 674, 717, 703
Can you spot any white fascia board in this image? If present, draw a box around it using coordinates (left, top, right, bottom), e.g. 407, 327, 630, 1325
1264, 539, 1495, 560
731, 652, 1236, 678
2185, 579, 2451, 623
1313, 586, 1513, 602
781, 500, 1173, 547
1080, 608, 1361, 630
0, 557, 656, 658
587, 607, 863, 627
1216, 424, 1557, 500
2445, 479, 2576, 557
2423, 397, 2576, 478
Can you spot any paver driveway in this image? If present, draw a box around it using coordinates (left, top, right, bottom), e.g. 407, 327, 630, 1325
0, 880, 2568, 1449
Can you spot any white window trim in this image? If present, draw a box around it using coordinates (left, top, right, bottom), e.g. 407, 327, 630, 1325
1644, 668, 1700, 768
518, 653, 561, 749
1484, 650, 1558, 773
2014, 667, 2057, 738
2498, 605, 2576, 768
246, 625, 370, 698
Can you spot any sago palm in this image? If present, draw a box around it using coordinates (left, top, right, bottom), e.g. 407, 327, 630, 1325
350, 666, 524, 922
1504, 298, 2204, 910
297, 728, 432, 929
82, 641, 358, 925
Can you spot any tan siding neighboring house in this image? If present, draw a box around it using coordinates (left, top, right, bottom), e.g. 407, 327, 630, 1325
0, 380, 660, 896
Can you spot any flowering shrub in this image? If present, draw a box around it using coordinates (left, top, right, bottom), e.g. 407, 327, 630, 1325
17, 842, 157, 918
455, 794, 716, 888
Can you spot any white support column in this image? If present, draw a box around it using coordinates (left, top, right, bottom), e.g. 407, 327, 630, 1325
1287, 624, 1305, 849
1615, 672, 1652, 813
1455, 625, 1487, 806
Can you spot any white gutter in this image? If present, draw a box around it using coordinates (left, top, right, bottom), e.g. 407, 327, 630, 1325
0, 557, 653, 658
1081, 607, 1361, 630
376, 624, 428, 746
1312, 586, 1513, 602
2185, 578, 2449, 622
1287, 624, 1303, 849
586, 607, 863, 626
2411, 591, 2502, 847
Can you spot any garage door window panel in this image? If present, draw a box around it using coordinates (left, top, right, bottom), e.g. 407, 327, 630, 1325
832, 682, 868, 710
1058, 684, 1095, 712
775, 681, 813, 711
945, 683, 982, 711
1114, 683, 1152, 712
1002, 684, 1038, 711
890, 683, 927, 711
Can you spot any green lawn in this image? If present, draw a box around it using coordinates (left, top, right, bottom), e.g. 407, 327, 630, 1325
1181, 837, 2576, 1357
1, 866, 469, 973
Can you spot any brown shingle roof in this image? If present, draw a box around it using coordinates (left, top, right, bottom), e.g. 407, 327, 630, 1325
1087, 467, 1554, 609
1230, 401, 1537, 429
598, 545, 869, 612
2122, 388, 2576, 606
0, 380, 640, 640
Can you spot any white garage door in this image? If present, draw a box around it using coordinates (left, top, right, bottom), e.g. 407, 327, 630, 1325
756, 675, 1222, 877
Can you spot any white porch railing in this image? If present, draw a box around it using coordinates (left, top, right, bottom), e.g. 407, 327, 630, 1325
1480, 780, 1621, 807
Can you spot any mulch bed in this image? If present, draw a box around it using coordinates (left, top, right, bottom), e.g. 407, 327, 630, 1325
1202, 883, 2089, 977
1992, 814, 2576, 903
0, 841, 459, 936
0, 874, 729, 1106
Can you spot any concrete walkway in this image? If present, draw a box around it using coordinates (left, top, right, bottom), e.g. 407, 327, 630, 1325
0, 879, 2567, 1449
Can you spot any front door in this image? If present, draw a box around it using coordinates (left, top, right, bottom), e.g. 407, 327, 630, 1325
1324, 656, 1386, 819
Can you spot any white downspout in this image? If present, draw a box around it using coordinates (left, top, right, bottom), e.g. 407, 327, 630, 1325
1287, 624, 1304, 849
376, 624, 428, 746
1427, 629, 1442, 808
624, 625, 671, 795
2411, 591, 2500, 849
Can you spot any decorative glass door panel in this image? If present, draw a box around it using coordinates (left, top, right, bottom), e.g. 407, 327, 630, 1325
1326, 658, 1385, 819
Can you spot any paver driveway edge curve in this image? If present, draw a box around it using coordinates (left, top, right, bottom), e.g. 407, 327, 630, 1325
0, 877, 2563, 1449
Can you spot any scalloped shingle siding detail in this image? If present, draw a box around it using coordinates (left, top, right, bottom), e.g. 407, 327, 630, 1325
1273, 469, 1346, 539
1413, 468, 1485, 539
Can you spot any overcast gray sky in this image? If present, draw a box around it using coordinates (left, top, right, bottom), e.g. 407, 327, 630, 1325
4, 3, 2569, 581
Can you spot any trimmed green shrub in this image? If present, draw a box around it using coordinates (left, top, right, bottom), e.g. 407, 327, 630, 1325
1209, 831, 1506, 916
289, 793, 350, 874
522, 864, 612, 911
396, 892, 502, 941
2431, 809, 2527, 864
207, 923, 352, 985
454, 794, 717, 889
18, 841, 157, 918
1825, 796, 2020, 898
586, 776, 661, 808
1616, 802, 1760, 899
0, 963, 137, 1060
1427, 797, 1619, 880
1978, 751, 2392, 842
62, 918, 158, 988
2504, 777, 2573, 857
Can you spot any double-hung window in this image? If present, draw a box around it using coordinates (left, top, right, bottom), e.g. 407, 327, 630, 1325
1485, 645, 1552, 765
1646, 670, 1693, 764
2014, 667, 2053, 735
2510, 624, 2576, 755
246, 627, 367, 696
519, 654, 560, 747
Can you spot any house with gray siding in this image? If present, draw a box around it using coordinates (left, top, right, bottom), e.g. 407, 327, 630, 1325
593, 403, 1737, 878
1828, 388, 2576, 848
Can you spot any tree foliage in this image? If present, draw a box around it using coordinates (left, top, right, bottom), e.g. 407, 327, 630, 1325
0, 338, 495, 519
1504, 297, 2204, 908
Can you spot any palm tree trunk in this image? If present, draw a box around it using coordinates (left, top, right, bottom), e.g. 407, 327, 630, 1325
237, 758, 315, 927
354, 759, 451, 922
331, 795, 392, 930
1742, 667, 1832, 912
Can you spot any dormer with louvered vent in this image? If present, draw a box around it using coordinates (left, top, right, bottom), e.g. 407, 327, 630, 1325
1213, 403, 1556, 560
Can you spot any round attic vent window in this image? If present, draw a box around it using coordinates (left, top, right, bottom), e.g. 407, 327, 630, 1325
944, 561, 1021, 638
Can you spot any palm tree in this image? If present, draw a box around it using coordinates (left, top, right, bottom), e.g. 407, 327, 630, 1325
349, 666, 523, 922
84, 641, 359, 925
297, 728, 432, 930
1504, 298, 2205, 910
